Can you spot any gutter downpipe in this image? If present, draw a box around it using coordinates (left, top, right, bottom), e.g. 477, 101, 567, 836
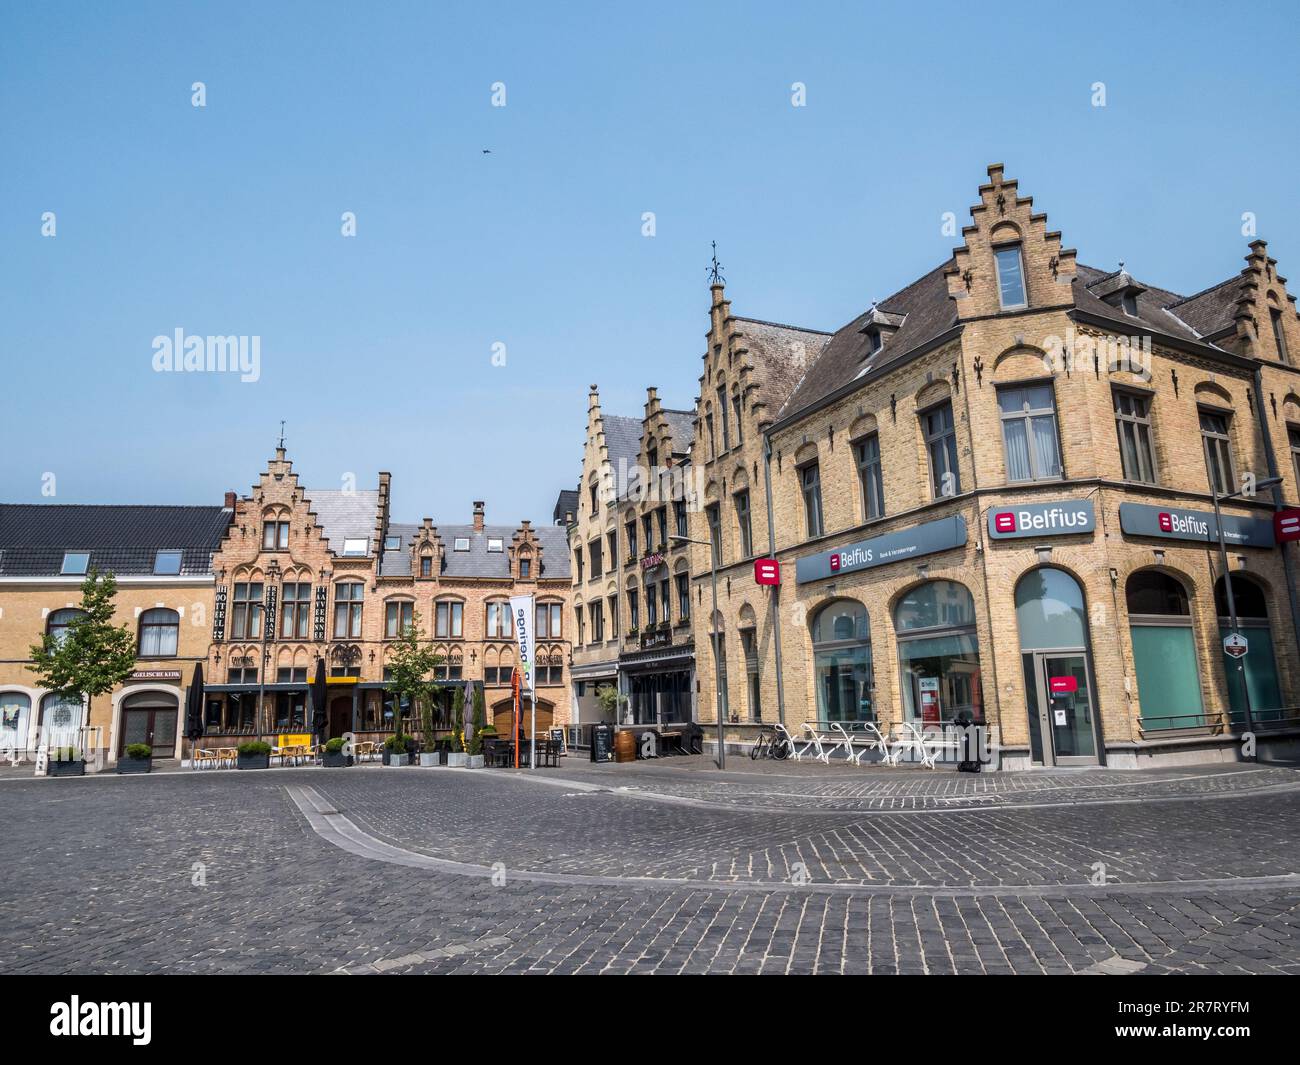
762, 433, 787, 727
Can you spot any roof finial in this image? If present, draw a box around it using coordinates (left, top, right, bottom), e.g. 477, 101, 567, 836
708, 241, 725, 285
278, 420, 286, 450
1118, 260, 1126, 273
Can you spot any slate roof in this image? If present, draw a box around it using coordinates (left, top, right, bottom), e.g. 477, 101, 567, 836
777, 263, 958, 424
553, 488, 579, 525
0, 504, 231, 577
661, 409, 697, 454
1163, 275, 1248, 339
1075, 265, 1203, 342
378, 521, 572, 580
600, 413, 644, 497
306, 489, 379, 556
732, 317, 833, 419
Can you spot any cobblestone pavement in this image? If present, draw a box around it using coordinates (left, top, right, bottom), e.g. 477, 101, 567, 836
2, 760, 1298, 974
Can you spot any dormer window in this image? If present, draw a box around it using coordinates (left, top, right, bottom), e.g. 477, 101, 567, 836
1121, 292, 1139, 317
341, 538, 368, 556
994, 244, 1027, 309
454, 537, 470, 551
520, 558, 531, 578
420, 555, 433, 578
865, 327, 883, 355
384, 535, 400, 550
487, 537, 504, 553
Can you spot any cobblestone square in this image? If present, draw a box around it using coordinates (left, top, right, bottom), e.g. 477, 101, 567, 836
2, 759, 1297, 975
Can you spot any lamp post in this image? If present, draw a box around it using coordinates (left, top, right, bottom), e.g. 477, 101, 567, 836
670, 533, 725, 769
1211, 475, 1281, 746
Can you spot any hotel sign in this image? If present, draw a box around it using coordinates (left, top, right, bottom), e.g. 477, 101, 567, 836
1118, 503, 1274, 548
212, 584, 228, 642
795, 516, 967, 584
988, 499, 1095, 540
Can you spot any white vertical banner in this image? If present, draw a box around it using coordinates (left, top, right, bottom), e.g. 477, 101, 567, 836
509, 595, 536, 696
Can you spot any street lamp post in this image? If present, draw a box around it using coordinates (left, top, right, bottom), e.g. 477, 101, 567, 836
670, 533, 724, 769
1211, 475, 1281, 745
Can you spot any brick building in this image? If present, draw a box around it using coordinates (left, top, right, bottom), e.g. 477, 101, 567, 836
199, 448, 572, 753
0, 503, 231, 767
567, 386, 697, 733
681, 163, 1300, 769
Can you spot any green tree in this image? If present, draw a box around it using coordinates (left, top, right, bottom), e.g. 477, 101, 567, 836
27, 569, 138, 730
382, 611, 441, 747
468, 684, 486, 755
451, 685, 465, 752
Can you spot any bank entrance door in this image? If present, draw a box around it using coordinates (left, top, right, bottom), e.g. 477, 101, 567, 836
1026, 652, 1097, 766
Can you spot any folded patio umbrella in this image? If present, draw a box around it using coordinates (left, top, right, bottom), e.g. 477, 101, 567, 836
310, 659, 327, 739
185, 663, 205, 740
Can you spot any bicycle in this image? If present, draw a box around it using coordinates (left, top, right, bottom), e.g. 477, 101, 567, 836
750, 724, 791, 760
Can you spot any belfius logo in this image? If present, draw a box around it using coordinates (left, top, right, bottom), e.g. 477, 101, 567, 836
994, 512, 1017, 533
1159, 511, 1209, 536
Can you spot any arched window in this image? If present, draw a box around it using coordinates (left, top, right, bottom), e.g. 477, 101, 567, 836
47, 608, 85, 645
1, 692, 32, 755
1215, 574, 1282, 722
139, 608, 180, 657
39, 692, 84, 748
895, 581, 982, 723
1127, 571, 1202, 730
810, 600, 872, 723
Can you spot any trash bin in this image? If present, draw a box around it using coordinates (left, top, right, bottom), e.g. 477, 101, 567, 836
590, 723, 614, 763
953, 710, 981, 773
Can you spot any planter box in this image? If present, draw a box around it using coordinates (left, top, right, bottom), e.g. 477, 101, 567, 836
466, 755, 485, 769
446, 752, 468, 768
384, 753, 409, 767
417, 753, 440, 767
237, 753, 270, 770
115, 756, 152, 775
47, 759, 85, 777
322, 752, 352, 768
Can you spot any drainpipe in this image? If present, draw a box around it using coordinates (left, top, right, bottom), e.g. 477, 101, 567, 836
1251, 367, 1300, 687
762, 433, 787, 727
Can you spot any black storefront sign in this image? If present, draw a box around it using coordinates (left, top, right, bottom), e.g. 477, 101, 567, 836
1118, 502, 1274, 548
795, 516, 968, 584
212, 585, 227, 642
313, 587, 327, 641
590, 723, 614, 763
264, 586, 277, 640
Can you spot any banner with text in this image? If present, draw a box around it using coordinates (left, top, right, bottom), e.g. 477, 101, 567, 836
509, 594, 536, 696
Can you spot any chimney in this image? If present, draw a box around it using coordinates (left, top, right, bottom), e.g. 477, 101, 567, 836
473, 501, 485, 532
224, 491, 237, 510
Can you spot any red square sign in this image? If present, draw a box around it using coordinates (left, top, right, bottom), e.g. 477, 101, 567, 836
1158, 512, 1173, 532
994, 512, 1017, 533
754, 558, 781, 586
1275, 509, 1300, 543
1049, 676, 1078, 694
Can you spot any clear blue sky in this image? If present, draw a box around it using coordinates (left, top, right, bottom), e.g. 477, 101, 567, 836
3, 1, 1297, 525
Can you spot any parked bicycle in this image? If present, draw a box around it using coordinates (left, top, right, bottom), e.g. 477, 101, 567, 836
750, 724, 791, 760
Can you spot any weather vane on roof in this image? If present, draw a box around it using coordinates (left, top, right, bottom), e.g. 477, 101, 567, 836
278, 420, 286, 450
708, 241, 725, 285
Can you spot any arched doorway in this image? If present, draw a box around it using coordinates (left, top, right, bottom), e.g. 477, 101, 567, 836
810, 600, 873, 722
1015, 567, 1099, 765
1127, 570, 1203, 731
118, 690, 179, 757
491, 697, 554, 737
894, 581, 982, 724
39, 693, 84, 751
1215, 574, 1283, 725
327, 694, 354, 739
0, 692, 32, 759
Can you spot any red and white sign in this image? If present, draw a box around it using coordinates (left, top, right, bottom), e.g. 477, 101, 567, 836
1158, 512, 1174, 533
994, 512, 1017, 533
1223, 632, 1249, 659
1048, 676, 1078, 695
754, 558, 781, 586
1275, 509, 1300, 543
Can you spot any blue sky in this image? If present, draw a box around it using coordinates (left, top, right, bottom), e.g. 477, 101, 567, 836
3, 0, 1298, 525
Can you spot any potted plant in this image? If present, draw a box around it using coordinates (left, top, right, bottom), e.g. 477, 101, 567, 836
322, 737, 352, 768
447, 688, 468, 766
383, 734, 410, 766
116, 742, 152, 774
237, 740, 271, 769
47, 745, 85, 777
466, 686, 487, 768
